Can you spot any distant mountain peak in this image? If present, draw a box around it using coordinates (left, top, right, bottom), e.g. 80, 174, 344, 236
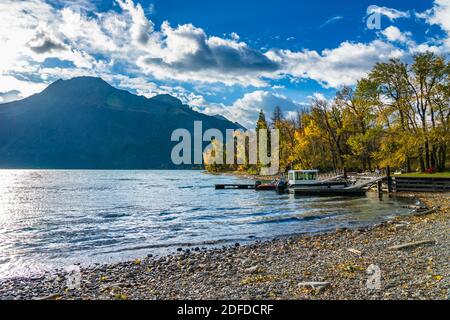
42, 76, 114, 96
62, 76, 109, 84
50, 76, 112, 88
0, 76, 242, 169
150, 94, 183, 106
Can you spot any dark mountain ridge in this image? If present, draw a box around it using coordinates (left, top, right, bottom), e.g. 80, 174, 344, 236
0, 77, 242, 169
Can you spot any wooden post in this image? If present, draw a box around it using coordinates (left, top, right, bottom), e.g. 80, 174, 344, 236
343, 167, 347, 180
377, 180, 383, 198
386, 166, 392, 193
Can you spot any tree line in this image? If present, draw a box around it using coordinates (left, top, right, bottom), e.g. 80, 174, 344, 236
206, 52, 449, 174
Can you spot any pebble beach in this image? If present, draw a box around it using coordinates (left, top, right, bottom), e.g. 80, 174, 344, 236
0, 192, 448, 300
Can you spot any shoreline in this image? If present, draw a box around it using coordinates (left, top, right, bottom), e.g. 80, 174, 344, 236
208, 170, 278, 181
0, 192, 448, 300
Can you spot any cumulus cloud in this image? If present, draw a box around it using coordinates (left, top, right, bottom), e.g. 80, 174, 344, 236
230, 32, 240, 41
137, 22, 280, 87
310, 92, 327, 101
197, 91, 308, 128
366, 5, 410, 21
2, 0, 441, 116
0, 90, 22, 104
417, 0, 450, 33
27, 29, 67, 54
266, 40, 404, 88
381, 26, 412, 44
116, 0, 154, 45
0, 75, 47, 98
0, 0, 107, 75
28, 38, 66, 54
416, 0, 450, 52
0, 0, 411, 98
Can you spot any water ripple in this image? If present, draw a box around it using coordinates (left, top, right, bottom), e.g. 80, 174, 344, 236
0, 170, 413, 278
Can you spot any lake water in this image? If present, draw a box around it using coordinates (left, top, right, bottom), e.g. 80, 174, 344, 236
0, 170, 415, 278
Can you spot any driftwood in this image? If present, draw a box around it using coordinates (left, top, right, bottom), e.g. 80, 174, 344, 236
402, 205, 427, 210
298, 282, 330, 289
347, 248, 362, 255
413, 207, 439, 217
36, 293, 61, 300
388, 240, 436, 251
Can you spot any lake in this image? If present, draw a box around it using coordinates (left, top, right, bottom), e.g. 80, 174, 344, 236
0, 170, 415, 278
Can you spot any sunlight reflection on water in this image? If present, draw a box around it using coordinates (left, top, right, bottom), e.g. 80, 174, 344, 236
0, 170, 414, 278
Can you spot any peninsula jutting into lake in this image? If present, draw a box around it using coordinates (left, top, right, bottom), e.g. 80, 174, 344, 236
0, 0, 449, 303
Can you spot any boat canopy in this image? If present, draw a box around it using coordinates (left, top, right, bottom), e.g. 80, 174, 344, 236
288, 170, 319, 183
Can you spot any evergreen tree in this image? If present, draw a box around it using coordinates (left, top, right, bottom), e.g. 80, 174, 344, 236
256, 109, 268, 129
271, 106, 284, 128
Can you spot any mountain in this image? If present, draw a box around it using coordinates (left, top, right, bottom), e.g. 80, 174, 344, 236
0, 77, 242, 169
213, 114, 246, 130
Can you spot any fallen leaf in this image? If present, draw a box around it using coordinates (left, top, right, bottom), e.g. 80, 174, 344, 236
434, 275, 443, 281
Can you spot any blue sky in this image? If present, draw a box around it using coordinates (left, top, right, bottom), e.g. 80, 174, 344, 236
0, 0, 449, 127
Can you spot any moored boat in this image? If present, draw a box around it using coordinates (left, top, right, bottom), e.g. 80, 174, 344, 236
287, 170, 366, 196
255, 183, 277, 191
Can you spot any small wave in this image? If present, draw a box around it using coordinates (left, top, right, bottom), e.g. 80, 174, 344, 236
193, 215, 220, 221
97, 238, 245, 255
252, 213, 336, 225
111, 205, 145, 211
162, 216, 178, 222
187, 207, 205, 213
214, 207, 242, 211
97, 212, 131, 219
82, 187, 112, 192
140, 184, 166, 188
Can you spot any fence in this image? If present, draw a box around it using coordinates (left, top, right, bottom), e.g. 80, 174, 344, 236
393, 177, 450, 192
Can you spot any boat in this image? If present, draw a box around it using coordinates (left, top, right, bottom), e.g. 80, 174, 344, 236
255, 182, 277, 191
287, 170, 366, 196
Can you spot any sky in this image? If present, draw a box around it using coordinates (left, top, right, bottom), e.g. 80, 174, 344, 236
0, 0, 449, 128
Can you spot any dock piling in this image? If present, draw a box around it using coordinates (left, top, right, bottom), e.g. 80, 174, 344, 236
377, 180, 383, 198
386, 166, 392, 193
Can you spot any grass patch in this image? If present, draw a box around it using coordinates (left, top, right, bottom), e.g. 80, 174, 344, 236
396, 172, 450, 178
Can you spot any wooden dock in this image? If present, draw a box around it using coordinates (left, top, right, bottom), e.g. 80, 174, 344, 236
214, 174, 392, 197
289, 187, 366, 197
393, 177, 450, 192
215, 184, 256, 190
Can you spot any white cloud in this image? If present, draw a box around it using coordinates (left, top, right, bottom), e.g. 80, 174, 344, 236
0, 76, 47, 99
320, 15, 344, 28
0, 90, 22, 103
266, 40, 404, 88
230, 32, 240, 41
416, 0, 450, 52
135, 22, 280, 87
0, 0, 409, 98
197, 91, 307, 128
0, 0, 438, 107
381, 26, 412, 43
310, 93, 327, 101
418, 0, 450, 33
366, 5, 410, 21
116, 0, 154, 45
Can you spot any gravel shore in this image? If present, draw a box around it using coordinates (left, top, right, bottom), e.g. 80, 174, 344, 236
0, 192, 448, 300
